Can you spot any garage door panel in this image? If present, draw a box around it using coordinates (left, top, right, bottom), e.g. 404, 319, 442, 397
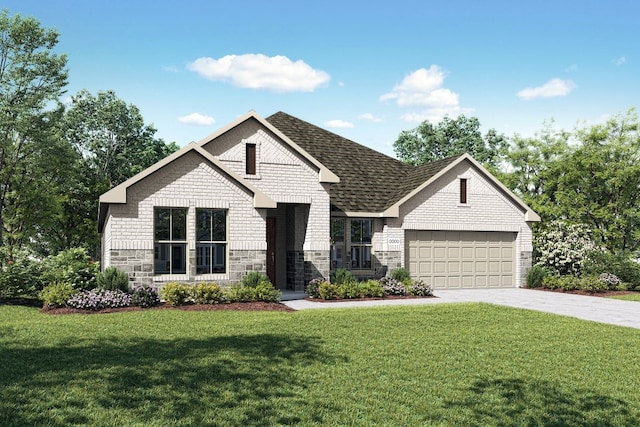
407, 231, 516, 289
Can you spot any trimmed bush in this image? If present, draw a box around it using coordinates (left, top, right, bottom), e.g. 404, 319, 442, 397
380, 277, 407, 296
580, 275, 608, 293
161, 282, 192, 306
408, 280, 433, 297
225, 284, 255, 302
542, 275, 580, 291
526, 266, 548, 288
337, 281, 361, 299
241, 271, 271, 288
39, 283, 77, 307
331, 268, 356, 286
193, 282, 225, 304
318, 282, 339, 300
96, 266, 129, 291
253, 281, 281, 302
359, 280, 384, 298
305, 278, 325, 298
391, 268, 411, 283
67, 289, 131, 311
131, 285, 160, 308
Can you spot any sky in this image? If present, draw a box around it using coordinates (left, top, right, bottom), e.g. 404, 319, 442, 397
4, 0, 639, 156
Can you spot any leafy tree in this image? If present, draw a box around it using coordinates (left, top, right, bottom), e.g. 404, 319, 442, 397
62, 89, 178, 188
393, 115, 507, 171
0, 10, 68, 259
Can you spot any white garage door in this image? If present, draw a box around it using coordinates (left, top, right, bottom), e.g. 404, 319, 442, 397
406, 230, 516, 289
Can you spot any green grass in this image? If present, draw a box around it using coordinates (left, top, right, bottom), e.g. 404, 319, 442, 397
608, 293, 640, 301
1, 304, 639, 426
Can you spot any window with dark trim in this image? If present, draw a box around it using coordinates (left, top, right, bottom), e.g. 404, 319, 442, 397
350, 219, 372, 269
154, 208, 187, 274
330, 218, 345, 269
196, 209, 227, 274
246, 143, 256, 175
459, 178, 468, 204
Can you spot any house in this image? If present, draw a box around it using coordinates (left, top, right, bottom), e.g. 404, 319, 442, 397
98, 111, 540, 291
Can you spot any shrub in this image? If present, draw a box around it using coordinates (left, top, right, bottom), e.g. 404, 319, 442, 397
161, 282, 192, 306
331, 268, 356, 286
582, 251, 640, 290
253, 281, 281, 302
131, 285, 160, 308
225, 283, 255, 303
534, 221, 598, 276
359, 280, 384, 298
598, 273, 621, 290
391, 268, 411, 283
408, 280, 433, 297
96, 266, 129, 292
542, 275, 580, 291
305, 278, 325, 298
192, 282, 225, 304
318, 282, 339, 300
580, 275, 608, 293
241, 271, 271, 288
526, 266, 548, 288
337, 281, 361, 299
66, 288, 131, 311
379, 277, 407, 296
39, 283, 77, 307
41, 248, 99, 290
0, 253, 44, 298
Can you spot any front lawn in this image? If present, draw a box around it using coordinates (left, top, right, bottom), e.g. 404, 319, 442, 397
608, 293, 640, 302
1, 303, 639, 426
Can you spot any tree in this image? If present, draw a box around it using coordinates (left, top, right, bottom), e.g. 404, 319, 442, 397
0, 10, 68, 259
393, 115, 507, 171
62, 90, 178, 188
39, 90, 179, 257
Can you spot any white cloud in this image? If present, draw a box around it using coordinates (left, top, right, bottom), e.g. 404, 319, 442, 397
358, 113, 382, 122
517, 78, 576, 100
381, 66, 470, 123
615, 56, 626, 66
178, 113, 216, 126
325, 119, 354, 129
187, 53, 330, 92
380, 66, 458, 107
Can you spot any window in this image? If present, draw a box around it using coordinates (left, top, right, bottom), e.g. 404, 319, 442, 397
460, 178, 468, 204
246, 143, 256, 175
330, 218, 345, 269
196, 209, 227, 274
154, 208, 187, 274
350, 219, 372, 269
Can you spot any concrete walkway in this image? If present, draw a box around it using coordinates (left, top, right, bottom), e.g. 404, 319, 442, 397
282, 288, 640, 330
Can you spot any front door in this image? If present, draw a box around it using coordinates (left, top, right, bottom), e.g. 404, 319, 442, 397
266, 218, 276, 285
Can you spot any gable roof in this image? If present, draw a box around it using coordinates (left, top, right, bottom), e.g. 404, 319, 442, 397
267, 112, 540, 221
97, 144, 277, 231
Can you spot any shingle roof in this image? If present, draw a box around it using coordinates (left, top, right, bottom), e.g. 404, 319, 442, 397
266, 111, 463, 213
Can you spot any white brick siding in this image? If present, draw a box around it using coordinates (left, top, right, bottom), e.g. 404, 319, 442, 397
202, 121, 331, 252
385, 161, 534, 286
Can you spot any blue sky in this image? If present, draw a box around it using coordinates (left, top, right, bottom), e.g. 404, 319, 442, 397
5, 0, 639, 155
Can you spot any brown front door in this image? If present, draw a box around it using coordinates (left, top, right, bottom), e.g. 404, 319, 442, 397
266, 218, 276, 285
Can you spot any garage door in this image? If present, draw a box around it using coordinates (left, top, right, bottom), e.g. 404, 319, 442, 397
406, 230, 516, 289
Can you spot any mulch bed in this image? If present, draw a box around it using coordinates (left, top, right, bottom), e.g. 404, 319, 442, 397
305, 295, 436, 303
525, 287, 637, 298
39, 301, 295, 315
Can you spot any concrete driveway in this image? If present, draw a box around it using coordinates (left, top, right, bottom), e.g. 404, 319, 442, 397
283, 288, 640, 330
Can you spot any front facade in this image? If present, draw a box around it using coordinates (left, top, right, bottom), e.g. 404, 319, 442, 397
98, 111, 539, 291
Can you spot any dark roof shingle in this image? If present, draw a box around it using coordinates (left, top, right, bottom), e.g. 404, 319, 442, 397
266, 111, 462, 213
